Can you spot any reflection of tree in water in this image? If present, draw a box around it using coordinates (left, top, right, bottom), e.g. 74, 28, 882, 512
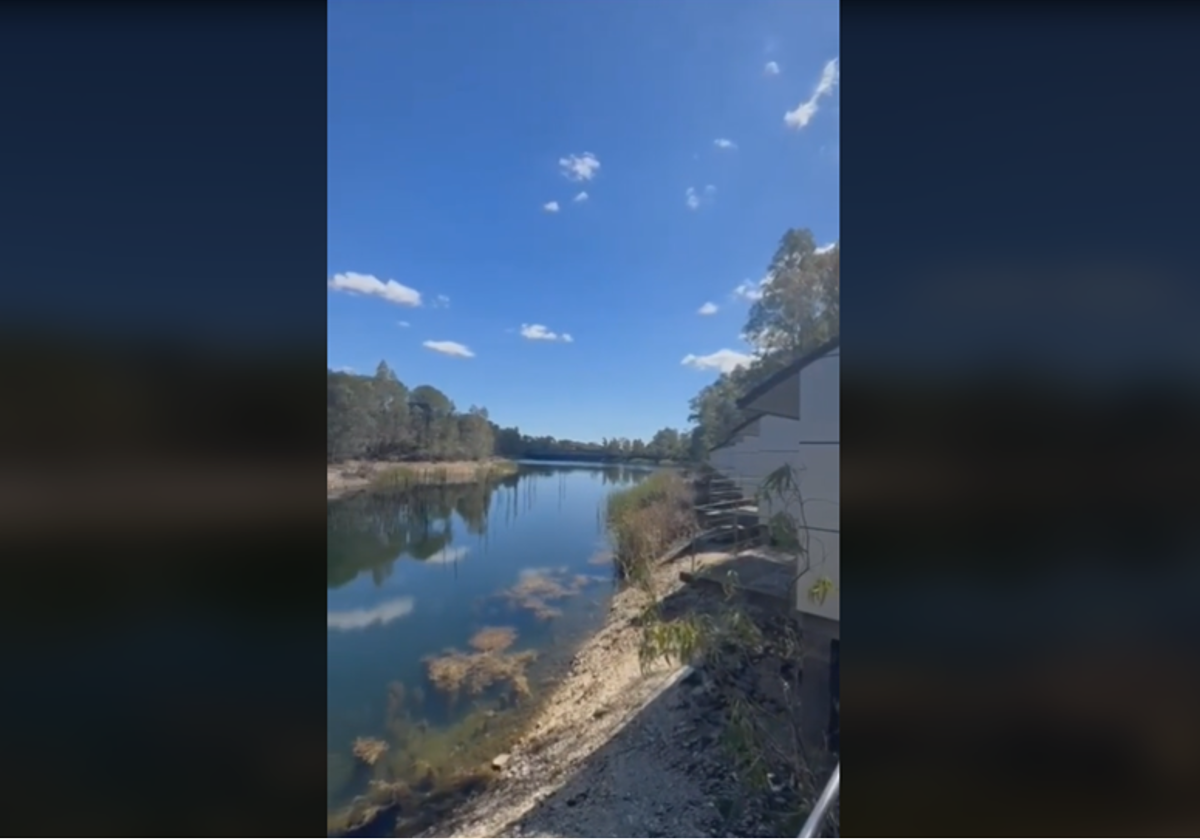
328, 478, 515, 588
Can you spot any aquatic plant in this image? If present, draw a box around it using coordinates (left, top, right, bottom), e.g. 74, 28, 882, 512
468, 625, 518, 653
352, 736, 389, 766
496, 567, 592, 620
424, 647, 538, 699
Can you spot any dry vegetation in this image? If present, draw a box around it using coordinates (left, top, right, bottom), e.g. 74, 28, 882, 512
424, 626, 538, 701
327, 459, 519, 498
469, 626, 519, 653
352, 736, 389, 767
604, 471, 698, 583
495, 567, 600, 621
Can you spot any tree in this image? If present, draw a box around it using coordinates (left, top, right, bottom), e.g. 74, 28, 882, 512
744, 229, 839, 359
685, 227, 839, 463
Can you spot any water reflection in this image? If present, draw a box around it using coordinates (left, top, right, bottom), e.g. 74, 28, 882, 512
327, 596, 417, 631
326, 463, 652, 830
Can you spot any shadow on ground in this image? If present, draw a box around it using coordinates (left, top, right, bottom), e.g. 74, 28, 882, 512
443, 555, 820, 839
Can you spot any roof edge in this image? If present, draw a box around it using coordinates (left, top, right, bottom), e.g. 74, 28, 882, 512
735, 335, 839, 410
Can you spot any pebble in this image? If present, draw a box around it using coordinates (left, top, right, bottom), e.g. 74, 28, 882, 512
491, 753, 512, 771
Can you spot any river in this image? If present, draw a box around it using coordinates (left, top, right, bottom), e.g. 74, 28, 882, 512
326, 461, 655, 831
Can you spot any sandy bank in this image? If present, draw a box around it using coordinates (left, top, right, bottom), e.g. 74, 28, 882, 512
327, 459, 517, 499
422, 548, 785, 839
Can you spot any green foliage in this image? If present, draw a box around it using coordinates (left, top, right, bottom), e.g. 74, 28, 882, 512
329, 361, 692, 465
685, 229, 839, 459
759, 463, 838, 605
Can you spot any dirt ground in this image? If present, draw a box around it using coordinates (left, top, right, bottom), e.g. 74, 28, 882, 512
421, 550, 811, 839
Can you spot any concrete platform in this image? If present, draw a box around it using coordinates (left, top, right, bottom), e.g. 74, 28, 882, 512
679, 549, 796, 612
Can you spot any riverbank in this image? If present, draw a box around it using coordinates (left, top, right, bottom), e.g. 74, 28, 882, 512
419, 545, 810, 839
327, 459, 518, 499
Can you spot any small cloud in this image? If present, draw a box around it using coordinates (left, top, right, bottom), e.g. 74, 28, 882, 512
520, 323, 573, 343
713, 138, 737, 150
328, 271, 422, 307
815, 242, 837, 254
785, 57, 839, 130
423, 546, 470, 565
686, 185, 717, 210
733, 275, 770, 302
558, 152, 601, 182
331, 365, 355, 374
764, 60, 781, 76
573, 191, 588, 202
397, 321, 410, 328
327, 597, 415, 631
433, 294, 451, 308
543, 201, 560, 213
423, 340, 474, 358
697, 301, 719, 316
681, 349, 756, 374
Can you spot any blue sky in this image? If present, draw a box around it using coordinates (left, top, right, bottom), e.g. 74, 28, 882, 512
328, 0, 839, 442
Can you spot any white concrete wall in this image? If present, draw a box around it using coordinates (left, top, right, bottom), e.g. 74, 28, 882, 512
737, 349, 840, 623
792, 350, 839, 621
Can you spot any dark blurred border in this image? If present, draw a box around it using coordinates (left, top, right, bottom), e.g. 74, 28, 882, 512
844, 3, 1200, 836
0, 3, 328, 836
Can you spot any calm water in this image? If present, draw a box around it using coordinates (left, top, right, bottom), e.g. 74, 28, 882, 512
326, 461, 652, 819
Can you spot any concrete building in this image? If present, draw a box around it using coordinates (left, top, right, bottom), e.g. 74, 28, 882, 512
735, 335, 839, 753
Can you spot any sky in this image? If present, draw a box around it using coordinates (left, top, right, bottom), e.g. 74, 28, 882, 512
328, 0, 839, 442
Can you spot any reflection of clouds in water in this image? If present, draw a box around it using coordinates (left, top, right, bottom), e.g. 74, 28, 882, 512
327, 596, 415, 631
519, 565, 568, 579
423, 546, 470, 565
588, 549, 614, 566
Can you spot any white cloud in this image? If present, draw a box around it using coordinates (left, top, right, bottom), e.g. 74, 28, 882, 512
423, 340, 474, 358
686, 185, 716, 210
397, 321, 410, 328
713, 138, 737, 150
733, 275, 770, 302
328, 271, 422, 307
764, 60, 781, 76
433, 294, 451, 308
573, 191, 588, 202
816, 242, 837, 254
681, 349, 756, 374
423, 545, 469, 565
785, 57, 839, 130
558, 152, 601, 182
520, 323, 574, 343
327, 596, 415, 631
543, 201, 560, 213
332, 365, 355, 374
698, 301, 719, 316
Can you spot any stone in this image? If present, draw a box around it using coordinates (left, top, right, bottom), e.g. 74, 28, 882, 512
491, 753, 512, 771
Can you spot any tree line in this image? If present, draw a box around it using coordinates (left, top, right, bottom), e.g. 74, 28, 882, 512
328, 362, 691, 464
328, 227, 835, 466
